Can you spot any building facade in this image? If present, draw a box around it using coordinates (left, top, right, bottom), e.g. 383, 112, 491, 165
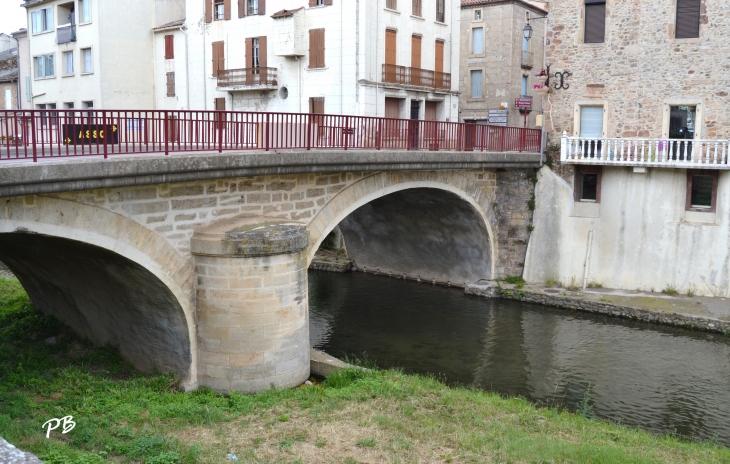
178, 0, 460, 120
524, 0, 730, 297
459, 0, 547, 128
11, 29, 31, 110
0, 48, 19, 110
22, 0, 184, 111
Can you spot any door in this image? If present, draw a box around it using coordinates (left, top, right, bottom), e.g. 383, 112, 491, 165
435, 40, 444, 88
384, 97, 401, 139
409, 100, 420, 149
669, 105, 696, 160
385, 29, 397, 82
411, 35, 421, 85
579, 106, 604, 157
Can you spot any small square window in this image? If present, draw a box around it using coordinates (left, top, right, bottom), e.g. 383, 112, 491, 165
686, 170, 717, 212
214, 0, 225, 19
475, 10, 482, 20
575, 166, 602, 203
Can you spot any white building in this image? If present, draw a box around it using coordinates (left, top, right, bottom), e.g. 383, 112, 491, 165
170, 0, 460, 120
22, 0, 184, 111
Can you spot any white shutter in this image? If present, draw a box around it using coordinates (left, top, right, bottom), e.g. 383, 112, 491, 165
5, 89, 12, 109
580, 106, 604, 138
65, 52, 73, 75
46, 55, 55, 77
37, 56, 44, 78
472, 28, 483, 54
45, 8, 53, 31
470, 70, 482, 98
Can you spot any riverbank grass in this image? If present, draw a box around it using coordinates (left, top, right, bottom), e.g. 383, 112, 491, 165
1, 277, 729, 463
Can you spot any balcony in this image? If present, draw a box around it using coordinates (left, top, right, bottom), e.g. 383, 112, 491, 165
57, 25, 76, 45
521, 50, 533, 69
382, 64, 451, 91
216, 68, 278, 91
561, 135, 730, 169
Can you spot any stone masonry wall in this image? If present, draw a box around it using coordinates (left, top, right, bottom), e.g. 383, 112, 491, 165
494, 169, 535, 278
546, 0, 729, 140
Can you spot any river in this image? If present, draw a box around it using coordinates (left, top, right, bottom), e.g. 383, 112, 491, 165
309, 270, 730, 445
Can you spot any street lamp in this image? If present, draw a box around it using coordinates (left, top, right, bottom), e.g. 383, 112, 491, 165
523, 13, 547, 42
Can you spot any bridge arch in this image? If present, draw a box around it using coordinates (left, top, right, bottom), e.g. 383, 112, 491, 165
0, 196, 198, 389
307, 171, 497, 282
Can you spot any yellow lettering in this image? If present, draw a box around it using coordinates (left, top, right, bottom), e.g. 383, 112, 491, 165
78, 130, 83, 139
100, 130, 104, 138
85, 130, 90, 138
93, 130, 98, 139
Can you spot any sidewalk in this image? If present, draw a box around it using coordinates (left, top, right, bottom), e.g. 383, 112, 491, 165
466, 282, 730, 334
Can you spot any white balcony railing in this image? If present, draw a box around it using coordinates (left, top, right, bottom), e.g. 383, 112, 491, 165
561, 132, 730, 169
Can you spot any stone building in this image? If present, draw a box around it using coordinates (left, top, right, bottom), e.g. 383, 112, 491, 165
177, 0, 460, 120
525, 0, 730, 297
459, 0, 548, 127
11, 29, 31, 109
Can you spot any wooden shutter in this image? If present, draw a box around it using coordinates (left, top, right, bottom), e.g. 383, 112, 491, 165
164, 35, 174, 59
384, 98, 400, 119
435, 40, 444, 73
676, 0, 701, 39
205, 0, 212, 23
324, 0, 332, 5
309, 0, 316, 6
411, 35, 421, 68
212, 41, 224, 76
259, 36, 267, 68
584, 2, 606, 43
258, 0, 266, 15
412, 0, 422, 17
309, 97, 325, 114
385, 29, 397, 65
309, 29, 325, 68
238, 0, 246, 17
166, 72, 175, 96
425, 101, 437, 121
215, 97, 226, 110
224, 0, 231, 19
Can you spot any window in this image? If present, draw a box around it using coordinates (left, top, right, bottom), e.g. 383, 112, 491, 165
214, 97, 226, 111
252, 38, 260, 67
63, 51, 73, 76
472, 27, 483, 54
470, 70, 482, 98
241, 0, 264, 16
82, 101, 94, 117
248, 0, 258, 15
35, 54, 55, 79
4, 89, 11, 110
309, 0, 332, 6
676, 0, 701, 39
81, 48, 93, 73
386, 0, 397, 9
64, 102, 74, 109
521, 75, 528, 96
37, 103, 57, 127
686, 170, 717, 212
579, 106, 604, 138
79, 0, 91, 23
214, 0, 225, 19
575, 167, 602, 202
435, 0, 445, 22
584, 0, 606, 43
309, 28, 325, 69
475, 10, 482, 20
31, 7, 53, 34
412, 0, 422, 17
166, 72, 175, 97
164, 35, 174, 59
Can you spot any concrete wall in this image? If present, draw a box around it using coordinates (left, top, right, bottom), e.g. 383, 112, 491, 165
545, 0, 730, 141
459, 1, 546, 127
525, 166, 730, 297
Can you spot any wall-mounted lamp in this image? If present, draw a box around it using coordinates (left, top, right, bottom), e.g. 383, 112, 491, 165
523, 13, 547, 42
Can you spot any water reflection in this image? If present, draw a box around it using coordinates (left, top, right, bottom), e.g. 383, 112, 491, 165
309, 270, 730, 445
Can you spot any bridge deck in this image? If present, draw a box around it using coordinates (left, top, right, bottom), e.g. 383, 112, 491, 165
0, 149, 542, 197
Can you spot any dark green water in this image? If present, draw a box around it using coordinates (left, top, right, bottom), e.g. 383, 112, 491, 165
308, 270, 730, 445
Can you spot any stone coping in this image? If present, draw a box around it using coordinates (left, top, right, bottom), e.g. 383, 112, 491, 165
0, 150, 541, 197
466, 282, 730, 334
191, 215, 308, 257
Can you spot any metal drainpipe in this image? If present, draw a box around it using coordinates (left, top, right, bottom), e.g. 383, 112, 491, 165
180, 24, 190, 109
375, 0, 380, 117
202, 3, 207, 110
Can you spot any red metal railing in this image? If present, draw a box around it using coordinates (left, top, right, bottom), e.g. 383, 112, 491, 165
382, 64, 451, 90
217, 67, 278, 88
0, 110, 541, 162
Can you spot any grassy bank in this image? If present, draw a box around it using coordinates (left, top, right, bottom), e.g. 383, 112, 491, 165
1, 277, 729, 463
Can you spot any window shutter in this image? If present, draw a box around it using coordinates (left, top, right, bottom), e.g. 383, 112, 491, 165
259, 0, 265, 15
324, 0, 333, 5
259, 36, 267, 68
165, 35, 174, 59
435, 40, 444, 73
309, 0, 316, 6
676, 0, 701, 39
385, 29, 397, 65
205, 0, 212, 23
245, 38, 253, 69
579, 106, 604, 138
411, 35, 421, 69
212, 41, 224, 76
584, 3, 606, 43
238, 0, 246, 17
309, 29, 324, 68
215, 97, 226, 111
224, 0, 231, 19
318, 29, 325, 68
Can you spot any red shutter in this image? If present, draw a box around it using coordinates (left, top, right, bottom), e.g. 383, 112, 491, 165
259, 0, 265, 15
309, 0, 316, 6
324, 0, 333, 5
676, 0, 701, 39
215, 97, 226, 110
205, 0, 212, 23
212, 41, 224, 76
584, 3, 606, 43
309, 30, 316, 67
164, 35, 174, 59
259, 36, 267, 68
224, 0, 231, 19
238, 0, 246, 17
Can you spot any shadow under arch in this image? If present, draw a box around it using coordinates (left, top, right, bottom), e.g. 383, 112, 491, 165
307, 172, 496, 283
0, 196, 197, 388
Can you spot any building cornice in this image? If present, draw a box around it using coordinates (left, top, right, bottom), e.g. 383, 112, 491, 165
22, 0, 54, 9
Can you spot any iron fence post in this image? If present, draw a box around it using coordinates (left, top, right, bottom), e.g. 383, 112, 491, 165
265, 113, 270, 151
164, 110, 170, 156
31, 112, 37, 162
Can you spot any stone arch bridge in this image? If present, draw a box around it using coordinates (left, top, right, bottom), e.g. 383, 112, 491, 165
0, 150, 539, 392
